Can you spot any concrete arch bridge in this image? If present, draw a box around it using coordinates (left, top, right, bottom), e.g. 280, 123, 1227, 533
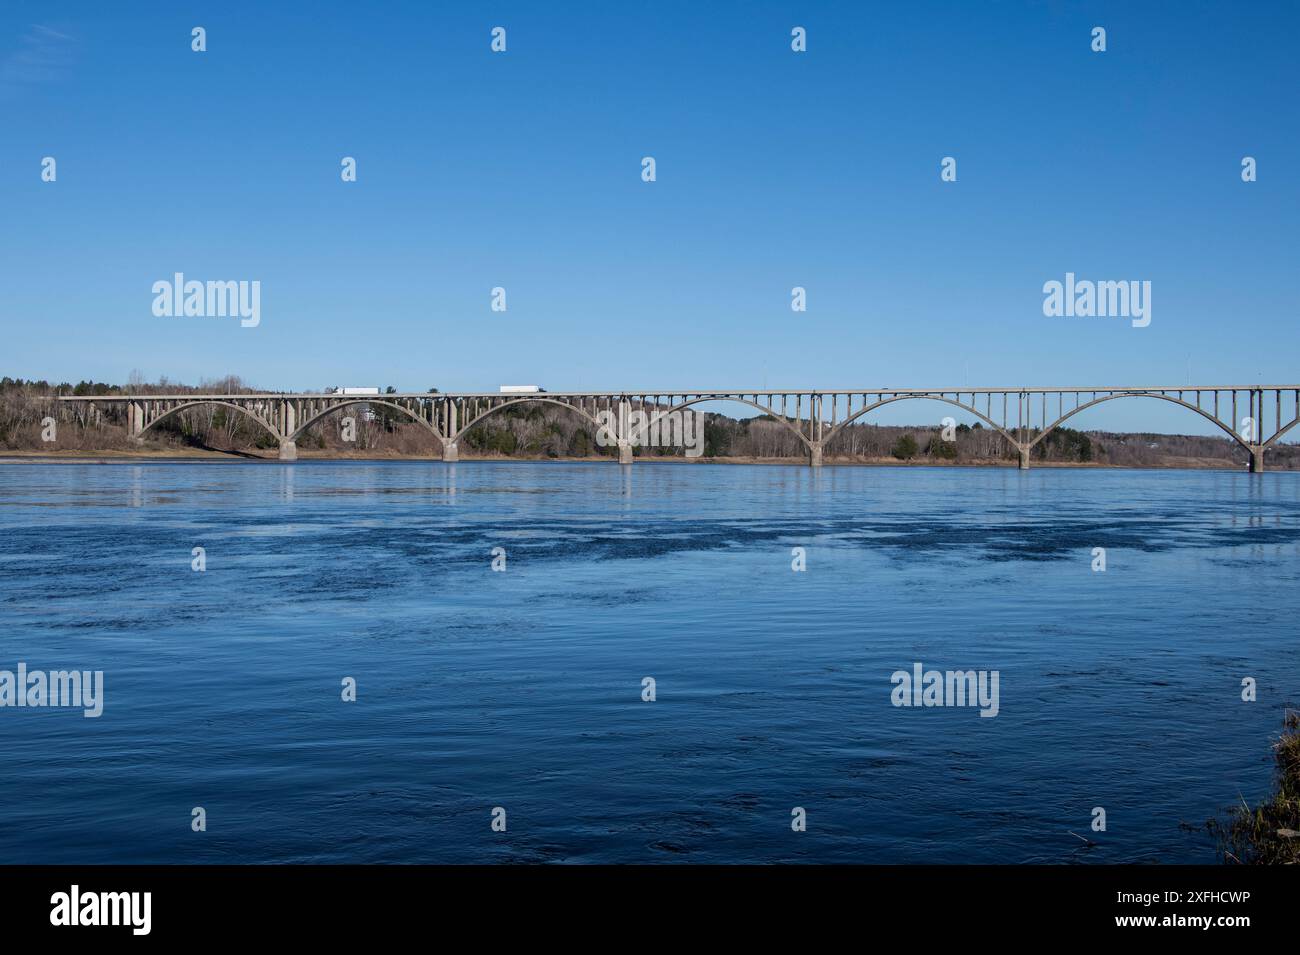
58, 385, 1300, 470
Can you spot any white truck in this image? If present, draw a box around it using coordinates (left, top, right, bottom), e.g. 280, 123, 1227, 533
326, 387, 381, 396
499, 385, 544, 394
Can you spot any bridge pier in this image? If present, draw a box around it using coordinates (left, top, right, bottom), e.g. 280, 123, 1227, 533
442, 442, 459, 463
1018, 447, 1031, 470
809, 443, 823, 468
278, 440, 297, 462
1249, 445, 1265, 473
618, 440, 634, 465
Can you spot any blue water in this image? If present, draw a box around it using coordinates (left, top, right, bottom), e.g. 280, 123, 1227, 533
1, 461, 1297, 864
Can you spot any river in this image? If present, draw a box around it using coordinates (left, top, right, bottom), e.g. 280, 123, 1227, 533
1, 461, 1296, 863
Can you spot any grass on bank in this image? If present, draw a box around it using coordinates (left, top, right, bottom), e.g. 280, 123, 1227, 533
1209, 709, 1300, 864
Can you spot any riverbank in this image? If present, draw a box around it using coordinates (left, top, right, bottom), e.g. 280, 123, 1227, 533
0, 448, 1257, 470
1210, 710, 1300, 864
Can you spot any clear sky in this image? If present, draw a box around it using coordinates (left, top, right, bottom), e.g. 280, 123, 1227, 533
2, 1, 1297, 433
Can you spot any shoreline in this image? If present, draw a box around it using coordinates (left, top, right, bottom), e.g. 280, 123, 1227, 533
0, 448, 1261, 471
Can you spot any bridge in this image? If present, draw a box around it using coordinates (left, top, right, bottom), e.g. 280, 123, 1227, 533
58, 386, 1300, 470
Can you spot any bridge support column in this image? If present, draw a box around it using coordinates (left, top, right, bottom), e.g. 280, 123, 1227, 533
278, 440, 297, 462
809, 443, 823, 468
442, 441, 459, 463
128, 402, 145, 444
1018, 446, 1031, 470
1249, 445, 1265, 473
616, 400, 635, 465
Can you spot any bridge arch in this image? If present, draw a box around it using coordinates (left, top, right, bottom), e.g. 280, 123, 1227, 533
293, 399, 446, 448
1263, 416, 1300, 449
137, 400, 282, 442
626, 396, 815, 451
821, 395, 1021, 450
1030, 392, 1250, 451
451, 397, 606, 446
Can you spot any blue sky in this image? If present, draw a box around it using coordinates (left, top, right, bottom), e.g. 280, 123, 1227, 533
2, 1, 1297, 433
